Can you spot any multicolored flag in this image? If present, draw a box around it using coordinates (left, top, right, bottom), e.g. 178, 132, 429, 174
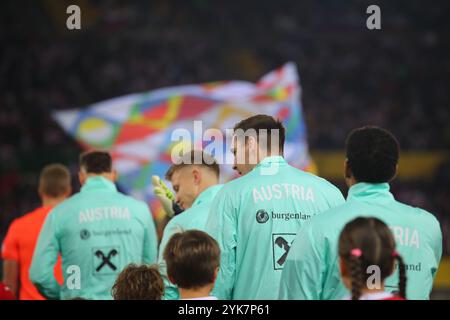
53, 62, 315, 220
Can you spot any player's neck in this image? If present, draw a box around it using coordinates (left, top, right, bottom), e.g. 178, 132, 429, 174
198, 180, 218, 195
42, 196, 66, 208
85, 173, 115, 182
345, 176, 358, 188
258, 152, 283, 162
179, 286, 213, 299
246, 153, 283, 172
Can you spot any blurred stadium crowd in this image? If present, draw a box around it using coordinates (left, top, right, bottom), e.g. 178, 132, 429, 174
0, 0, 449, 254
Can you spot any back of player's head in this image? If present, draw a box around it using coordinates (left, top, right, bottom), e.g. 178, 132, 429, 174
111, 264, 164, 300
39, 164, 71, 198
233, 114, 285, 152
165, 150, 220, 181
338, 217, 406, 300
163, 230, 220, 290
345, 126, 399, 183
79, 150, 112, 174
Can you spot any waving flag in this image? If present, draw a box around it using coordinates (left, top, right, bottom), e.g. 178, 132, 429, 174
53, 62, 315, 219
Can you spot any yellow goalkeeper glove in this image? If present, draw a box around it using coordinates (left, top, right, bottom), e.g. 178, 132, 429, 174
152, 175, 176, 218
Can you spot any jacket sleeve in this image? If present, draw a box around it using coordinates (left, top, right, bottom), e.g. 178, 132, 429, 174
328, 184, 346, 208
29, 210, 61, 299
142, 203, 158, 264
430, 215, 443, 280
158, 218, 182, 300
205, 190, 237, 300
279, 223, 325, 300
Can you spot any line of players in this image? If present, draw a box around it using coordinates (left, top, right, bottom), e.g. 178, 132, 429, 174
1, 115, 442, 300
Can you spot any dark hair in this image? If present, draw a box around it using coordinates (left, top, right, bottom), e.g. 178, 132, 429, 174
339, 217, 407, 300
111, 264, 164, 300
345, 126, 399, 183
39, 164, 71, 198
163, 230, 220, 290
233, 114, 285, 153
79, 150, 112, 174
165, 150, 220, 181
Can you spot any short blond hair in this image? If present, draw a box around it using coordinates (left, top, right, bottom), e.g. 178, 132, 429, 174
165, 150, 219, 181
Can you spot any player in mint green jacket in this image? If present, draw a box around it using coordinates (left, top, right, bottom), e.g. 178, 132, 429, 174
279, 126, 443, 300
30, 151, 158, 300
156, 150, 222, 300
205, 115, 345, 300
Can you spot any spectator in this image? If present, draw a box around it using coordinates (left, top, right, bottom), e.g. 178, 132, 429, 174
112, 264, 164, 300
164, 230, 220, 300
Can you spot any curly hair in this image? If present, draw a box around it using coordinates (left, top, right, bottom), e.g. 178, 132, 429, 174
345, 126, 399, 183
112, 264, 164, 300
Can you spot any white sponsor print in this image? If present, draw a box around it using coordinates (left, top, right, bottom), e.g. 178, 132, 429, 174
253, 184, 315, 203
79, 207, 131, 224
390, 226, 420, 249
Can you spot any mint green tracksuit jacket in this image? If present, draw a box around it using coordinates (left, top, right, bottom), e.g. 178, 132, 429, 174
30, 176, 158, 300
279, 182, 443, 300
205, 156, 345, 300
158, 184, 223, 300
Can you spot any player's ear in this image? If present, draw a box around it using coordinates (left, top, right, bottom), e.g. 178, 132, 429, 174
213, 267, 219, 281
78, 171, 86, 185
344, 159, 358, 188
390, 164, 399, 182
64, 185, 72, 198
111, 169, 118, 182
248, 135, 257, 152
192, 168, 201, 185
344, 159, 352, 179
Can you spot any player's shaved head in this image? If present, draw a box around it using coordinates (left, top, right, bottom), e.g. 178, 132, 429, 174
233, 114, 285, 153
39, 164, 71, 198
165, 150, 220, 181
79, 150, 112, 174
